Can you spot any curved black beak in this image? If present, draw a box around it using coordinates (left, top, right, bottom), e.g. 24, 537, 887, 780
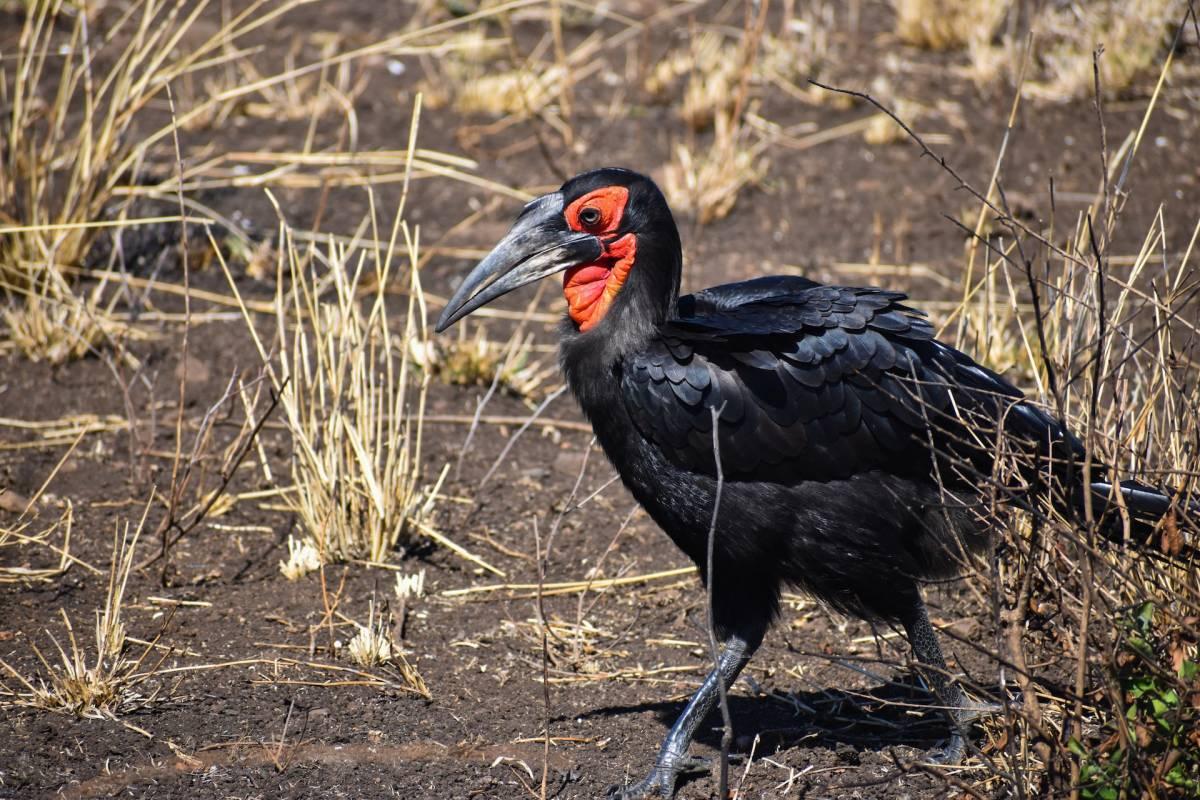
435, 192, 602, 332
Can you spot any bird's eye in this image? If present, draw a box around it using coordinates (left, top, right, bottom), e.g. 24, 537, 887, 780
579, 207, 601, 227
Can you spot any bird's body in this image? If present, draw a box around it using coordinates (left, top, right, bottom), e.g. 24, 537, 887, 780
436, 168, 1191, 799
561, 276, 996, 631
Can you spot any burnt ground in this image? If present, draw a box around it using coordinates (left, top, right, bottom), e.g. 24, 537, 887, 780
2, 2, 1200, 799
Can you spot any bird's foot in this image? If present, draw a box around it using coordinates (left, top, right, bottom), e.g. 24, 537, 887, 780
924, 731, 967, 765
607, 755, 710, 799
925, 695, 1018, 765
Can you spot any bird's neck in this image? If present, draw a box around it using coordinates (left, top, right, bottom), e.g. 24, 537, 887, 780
557, 316, 641, 413
558, 232, 681, 417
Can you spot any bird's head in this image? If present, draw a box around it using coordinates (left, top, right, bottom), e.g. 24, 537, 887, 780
435, 168, 680, 335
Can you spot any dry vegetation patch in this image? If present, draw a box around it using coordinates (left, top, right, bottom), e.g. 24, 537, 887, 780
219, 190, 438, 566
0, 504, 174, 723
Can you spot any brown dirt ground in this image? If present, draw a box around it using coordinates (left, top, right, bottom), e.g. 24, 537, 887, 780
2, 2, 1199, 799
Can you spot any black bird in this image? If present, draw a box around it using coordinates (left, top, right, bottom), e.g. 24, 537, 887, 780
435, 168, 1192, 799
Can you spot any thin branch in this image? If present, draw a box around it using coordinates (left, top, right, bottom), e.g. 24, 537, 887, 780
480, 385, 568, 487
807, 79, 1081, 269
706, 404, 731, 799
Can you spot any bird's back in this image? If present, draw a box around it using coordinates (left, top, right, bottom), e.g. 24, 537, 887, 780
621, 276, 1067, 493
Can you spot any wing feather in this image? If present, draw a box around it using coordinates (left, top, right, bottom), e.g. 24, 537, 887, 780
620, 279, 1026, 483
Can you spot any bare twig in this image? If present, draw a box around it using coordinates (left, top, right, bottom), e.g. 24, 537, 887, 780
807, 79, 1081, 269
706, 404, 732, 799
480, 385, 569, 487
533, 517, 552, 800
160, 82, 192, 584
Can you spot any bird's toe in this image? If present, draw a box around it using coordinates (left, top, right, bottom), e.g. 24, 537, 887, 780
674, 754, 712, 775
923, 732, 967, 766
607, 754, 712, 799
605, 773, 674, 800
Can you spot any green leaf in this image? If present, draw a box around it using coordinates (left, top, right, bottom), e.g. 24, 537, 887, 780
1135, 601, 1156, 629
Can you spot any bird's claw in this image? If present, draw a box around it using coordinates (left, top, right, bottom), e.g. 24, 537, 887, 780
924, 731, 967, 765
606, 770, 675, 800
920, 690, 1017, 767
607, 755, 711, 799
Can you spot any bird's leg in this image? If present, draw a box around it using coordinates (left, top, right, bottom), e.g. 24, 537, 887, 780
901, 597, 970, 764
608, 631, 759, 800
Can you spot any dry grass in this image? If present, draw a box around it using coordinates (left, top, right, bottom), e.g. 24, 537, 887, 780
0, 503, 175, 721
1, 430, 97, 583
416, 11, 600, 134
175, 29, 370, 133
679, 34, 734, 132
661, 5, 771, 225
0, 0, 300, 362
890, 0, 1189, 99
345, 598, 393, 668
1025, 0, 1186, 101
1, 286, 153, 364
410, 323, 554, 399
220, 189, 436, 565
891, 0, 1008, 51
0, 502, 79, 583
279, 534, 323, 581
1, 0, 514, 365
661, 113, 768, 226
924, 112, 1200, 800
651, 6, 842, 220
890, 0, 1016, 88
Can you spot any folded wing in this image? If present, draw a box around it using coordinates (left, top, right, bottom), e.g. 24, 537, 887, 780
621, 277, 1045, 484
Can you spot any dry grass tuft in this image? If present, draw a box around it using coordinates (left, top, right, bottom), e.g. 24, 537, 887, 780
1024, 0, 1185, 101
678, 37, 734, 133
663, 112, 768, 226
221, 188, 437, 565
0, 503, 175, 720
661, 4, 771, 225
891, 0, 1008, 51
345, 599, 394, 668
451, 63, 567, 118
415, 28, 508, 110
279, 535, 323, 581
1, 288, 143, 364
410, 323, 553, 399
0, 0, 287, 362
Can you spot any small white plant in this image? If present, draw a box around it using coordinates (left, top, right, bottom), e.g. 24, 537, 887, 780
347, 626, 393, 667
395, 569, 426, 601
279, 536, 322, 581
346, 599, 393, 667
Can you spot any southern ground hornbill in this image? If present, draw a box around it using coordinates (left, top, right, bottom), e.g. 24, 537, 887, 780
435, 167, 1192, 798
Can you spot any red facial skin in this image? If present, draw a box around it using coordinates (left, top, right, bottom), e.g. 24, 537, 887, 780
561, 186, 636, 332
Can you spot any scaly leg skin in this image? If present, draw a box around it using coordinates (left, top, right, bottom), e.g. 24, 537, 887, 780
902, 596, 977, 764
608, 632, 760, 800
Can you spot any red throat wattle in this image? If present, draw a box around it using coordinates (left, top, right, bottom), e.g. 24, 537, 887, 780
563, 233, 637, 332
